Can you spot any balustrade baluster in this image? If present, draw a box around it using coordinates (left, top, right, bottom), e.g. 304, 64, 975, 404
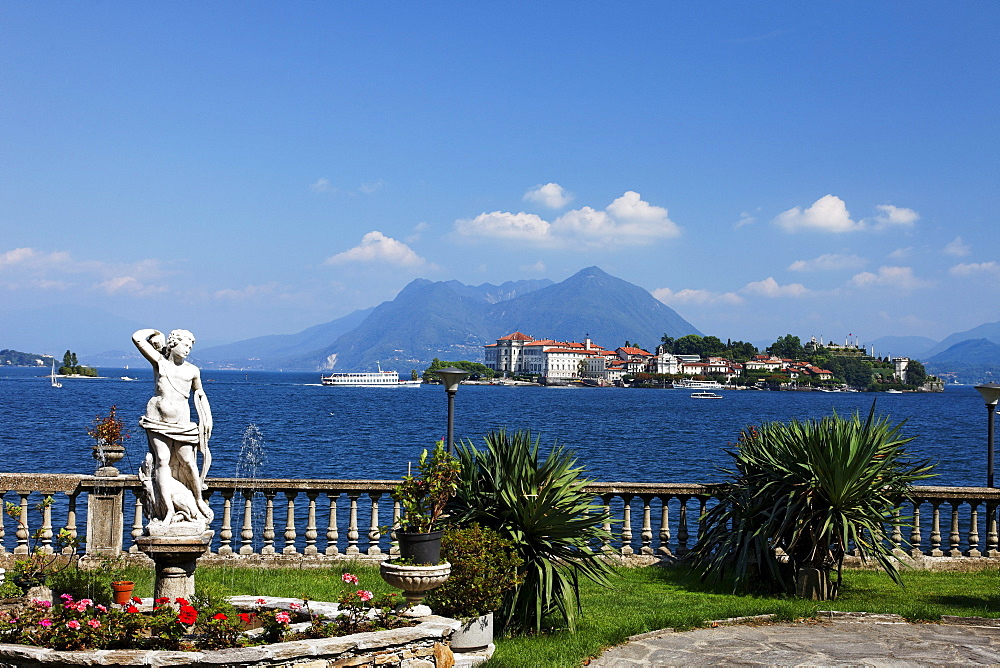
325, 492, 340, 556
696, 496, 708, 543
64, 491, 78, 555
367, 493, 382, 556
262, 491, 276, 555
620, 495, 634, 555
988, 502, 1000, 558
676, 496, 690, 556
909, 503, 923, 557
130, 492, 143, 553
640, 495, 653, 555
930, 502, 943, 556
0, 492, 6, 555
390, 500, 401, 556
283, 491, 298, 555
218, 490, 234, 555
657, 496, 671, 557
346, 492, 361, 555
600, 495, 613, 554
305, 491, 319, 556
968, 501, 981, 557
891, 508, 902, 550
239, 491, 255, 555
15, 492, 30, 555
949, 501, 962, 557
38, 491, 54, 554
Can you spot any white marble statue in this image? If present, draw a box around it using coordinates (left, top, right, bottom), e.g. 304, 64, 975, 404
133, 328, 214, 532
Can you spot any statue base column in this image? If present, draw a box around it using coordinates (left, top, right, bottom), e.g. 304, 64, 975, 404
135, 531, 213, 606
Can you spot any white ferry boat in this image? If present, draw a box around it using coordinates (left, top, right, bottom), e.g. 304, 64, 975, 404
691, 391, 723, 399
321, 364, 421, 387
674, 379, 725, 390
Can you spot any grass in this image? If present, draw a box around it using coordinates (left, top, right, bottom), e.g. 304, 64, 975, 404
68, 562, 1000, 668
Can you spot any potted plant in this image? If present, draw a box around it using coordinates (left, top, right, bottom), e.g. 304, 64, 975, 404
390, 441, 461, 564
88, 405, 130, 476
424, 523, 522, 652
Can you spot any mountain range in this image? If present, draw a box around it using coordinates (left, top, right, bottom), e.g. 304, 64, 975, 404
194, 266, 701, 371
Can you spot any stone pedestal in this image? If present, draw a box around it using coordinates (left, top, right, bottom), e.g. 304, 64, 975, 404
135, 531, 213, 605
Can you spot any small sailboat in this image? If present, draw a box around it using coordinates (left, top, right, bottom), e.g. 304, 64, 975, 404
50, 360, 62, 388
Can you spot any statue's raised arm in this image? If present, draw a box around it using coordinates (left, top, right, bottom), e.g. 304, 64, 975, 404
133, 328, 215, 535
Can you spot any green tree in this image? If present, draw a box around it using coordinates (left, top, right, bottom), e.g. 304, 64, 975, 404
674, 334, 704, 356
906, 360, 928, 387
701, 336, 725, 356
768, 334, 804, 360
659, 335, 675, 353
422, 359, 495, 383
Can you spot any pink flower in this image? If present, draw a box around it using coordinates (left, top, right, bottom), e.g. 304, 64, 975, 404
32, 599, 52, 608
357, 590, 374, 602
256, 598, 267, 605
39, 619, 52, 628
66, 620, 81, 630
289, 602, 301, 610
341, 573, 359, 584
275, 611, 291, 624
96, 604, 107, 613
60, 594, 74, 601
79, 598, 93, 607
88, 619, 101, 628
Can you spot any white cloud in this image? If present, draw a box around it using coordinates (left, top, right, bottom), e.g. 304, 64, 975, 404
359, 179, 384, 194
325, 231, 427, 267
772, 195, 863, 233
734, 211, 756, 229
456, 191, 680, 248
850, 266, 928, 290
950, 261, 1000, 278
888, 247, 913, 260
455, 211, 551, 242
788, 253, 867, 272
95, 276, 166, 296
740, 277, 810, 298
523, 183, 573, 209
310, 178, 335, 193
873, 204, 919, 231
653, 286, 744, 305
520, 261, 547, 274
943, 236, 972, 257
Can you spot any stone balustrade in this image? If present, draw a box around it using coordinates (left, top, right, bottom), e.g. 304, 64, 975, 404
2, 473, 1000, 563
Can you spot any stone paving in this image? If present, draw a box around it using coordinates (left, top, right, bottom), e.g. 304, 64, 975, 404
588, 612, 1000, 667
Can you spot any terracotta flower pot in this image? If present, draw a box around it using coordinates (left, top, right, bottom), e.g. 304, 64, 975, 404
111, 581, 135, 606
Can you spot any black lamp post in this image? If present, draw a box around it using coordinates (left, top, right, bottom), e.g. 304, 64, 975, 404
974, 383, 1000, 488
434, 367, 470, 454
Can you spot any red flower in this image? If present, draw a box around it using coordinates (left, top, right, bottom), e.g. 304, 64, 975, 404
175, 597, 190, 606
177, 605, 198, 625
239, 613, 251, 624
126, 605, 139, 614
213, 613, 228, 620
131, 596, 142, 604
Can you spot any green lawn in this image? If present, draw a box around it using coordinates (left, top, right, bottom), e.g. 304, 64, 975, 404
109, 562, 1000, 668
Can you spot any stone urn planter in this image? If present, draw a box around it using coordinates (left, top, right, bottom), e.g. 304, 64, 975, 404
450, 611, 494, 653
379, 561, 451, 617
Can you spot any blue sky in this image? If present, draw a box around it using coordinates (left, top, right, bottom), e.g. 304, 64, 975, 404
2, 3, 998, 353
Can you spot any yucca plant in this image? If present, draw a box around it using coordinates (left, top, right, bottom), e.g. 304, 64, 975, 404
692, 403, 935, 600
448, 429, 614, 633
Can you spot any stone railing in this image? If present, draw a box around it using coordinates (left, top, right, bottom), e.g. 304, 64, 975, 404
2, 474, 1000, 563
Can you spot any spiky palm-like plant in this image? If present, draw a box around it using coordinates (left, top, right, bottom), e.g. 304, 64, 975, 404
449, 429, 614, 633
692, 403, 935, 600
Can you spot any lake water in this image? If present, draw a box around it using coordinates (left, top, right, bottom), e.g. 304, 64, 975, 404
0, 367, 992, 487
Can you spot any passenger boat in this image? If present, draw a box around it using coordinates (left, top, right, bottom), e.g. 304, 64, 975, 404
321, 363, 421, 387
690, 391, 723, 399
675, 379, 725, 390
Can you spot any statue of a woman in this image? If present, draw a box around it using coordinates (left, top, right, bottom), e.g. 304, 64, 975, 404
133, 328, 214, 532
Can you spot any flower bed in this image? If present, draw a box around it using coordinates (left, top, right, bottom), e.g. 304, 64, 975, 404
0, 593, 461, 667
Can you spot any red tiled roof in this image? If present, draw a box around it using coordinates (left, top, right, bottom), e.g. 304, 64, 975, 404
499, 331, 534, 341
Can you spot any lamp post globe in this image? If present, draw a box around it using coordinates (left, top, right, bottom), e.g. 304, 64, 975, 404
434, 367, 470, 454
974, 383, 1000, 488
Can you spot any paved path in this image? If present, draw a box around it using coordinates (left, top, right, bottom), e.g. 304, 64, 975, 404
588, 613, 1000, 667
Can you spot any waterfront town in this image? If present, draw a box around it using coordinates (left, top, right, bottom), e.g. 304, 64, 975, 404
483, 331, 938, 390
